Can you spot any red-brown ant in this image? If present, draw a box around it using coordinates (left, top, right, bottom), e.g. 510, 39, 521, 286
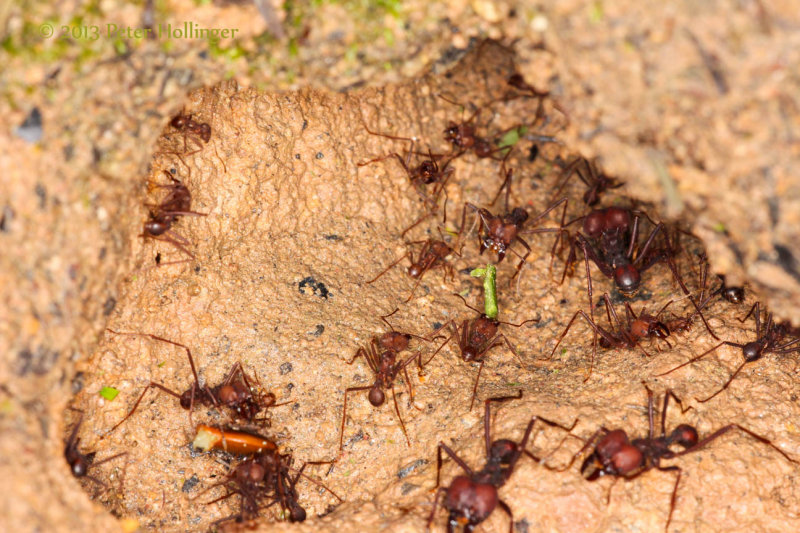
439, 94, 518, 163
548, 293, 674, 381
65, 414, 127, 486
366, 237, 459, 302
338, 311, 431, 450
426, 295, 538, 409
142, 169, 206, 262
357, 121, 456, 237
656, 302, 800, 402
103, 331, 279, 435
694, 252, 745, 305
551, 385, 799, 532
205, 448, 341, 525
462, 169, 567, 282
169, 108, 211, 155
551, 156, 624, 206
428, 391, 575, 533
560, 207, 717, 339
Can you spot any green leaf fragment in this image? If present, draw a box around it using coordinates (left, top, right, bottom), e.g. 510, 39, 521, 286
99, 386, 119, 401
497, 126, 528, 149
470, 264, 498, 319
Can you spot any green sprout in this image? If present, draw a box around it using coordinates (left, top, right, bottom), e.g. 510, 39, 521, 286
470, 264, 498, 319
99, 386, 119, 401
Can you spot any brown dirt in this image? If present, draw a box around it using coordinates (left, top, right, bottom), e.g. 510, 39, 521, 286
1, 2, 799, 533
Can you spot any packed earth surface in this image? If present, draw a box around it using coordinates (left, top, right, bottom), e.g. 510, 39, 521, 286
1, 2, 799, 533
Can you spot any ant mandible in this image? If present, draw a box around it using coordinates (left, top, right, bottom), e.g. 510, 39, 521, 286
656, 302, 800, 402
550, 385, 799, 532
428, 391, 575, 533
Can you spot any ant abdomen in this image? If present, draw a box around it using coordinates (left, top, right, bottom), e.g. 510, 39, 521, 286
368, 387, 385, 406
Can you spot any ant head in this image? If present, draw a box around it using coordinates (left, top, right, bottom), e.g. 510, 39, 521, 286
289, 502, 307, 522
379, 331, 411, 352
418, 160, 438, 183
198, 123, 211, 143
144, 219, 169, 236
445, 476, 498, 528
489, 439, 518, 464
583, 210, 605, 238
170, 113, 188, 129
507, 73, 524, 88
443, 123, 460, 142
179, 389, 194, 409
368, 387, 385, 407
613, 265, 641, 294
742, 341, 763, 362
669, 424, 698, 448
603, 207, 631, 232
722, 286, 745, 304
507, 207, 529, 226
610, 443, 643, 475
630, 319, 650, 340
462, 345, 479, 362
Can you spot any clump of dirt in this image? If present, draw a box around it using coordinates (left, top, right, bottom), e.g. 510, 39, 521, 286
62, 41, 800, 533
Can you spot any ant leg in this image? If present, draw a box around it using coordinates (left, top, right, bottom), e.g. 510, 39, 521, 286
738, 301, 760, 324
427, 487, 448, 531
483, 391, 524, 455
338, 386, 372, 452
673, 424, 799, 464
656, 465, 682, 533
493, 334, 524, 365
655, 341, 741, 377
497, 499, 515, 533
509, 236, 531, 284
664, 255, 719, 340
605, 476, 620, 505
102, 381, 183, 437
424, 330, 454, 367
366, 252, 411, 284
545, 427, 609, 473
696, 360, 748, 403
435, 442, 475, 486
390, 385, 411, 447
468, 361, 486, 411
